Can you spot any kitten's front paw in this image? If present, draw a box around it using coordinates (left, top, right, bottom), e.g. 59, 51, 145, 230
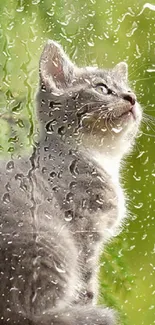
98, 307, 118, 325
72, 306, 118, 325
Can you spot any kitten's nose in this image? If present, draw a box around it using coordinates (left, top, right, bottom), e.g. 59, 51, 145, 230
122, 92, 136, 106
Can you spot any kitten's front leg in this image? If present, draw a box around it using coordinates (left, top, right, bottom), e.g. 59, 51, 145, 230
57, 306, 117, 325
2, 306, 118, 325
38, 306, 117, 325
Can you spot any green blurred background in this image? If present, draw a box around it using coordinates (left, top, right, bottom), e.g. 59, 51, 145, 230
0, 0, 155, 324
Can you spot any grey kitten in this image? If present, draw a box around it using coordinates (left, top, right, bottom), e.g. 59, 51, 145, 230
0, 40, 142, 325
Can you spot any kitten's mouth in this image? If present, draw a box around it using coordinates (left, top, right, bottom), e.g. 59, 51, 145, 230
118, 105, 137, 121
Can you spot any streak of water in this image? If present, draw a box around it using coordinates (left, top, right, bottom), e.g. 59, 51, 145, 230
137, 2, 155, 16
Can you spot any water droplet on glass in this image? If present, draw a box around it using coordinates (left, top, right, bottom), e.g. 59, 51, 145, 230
64, 210, 73, 222
101, 127, 107, 133
47, 9, 55, 17
111, 126, 123, 133
66, 192, 73, 203
20, 180, 28, 192
12, 101, 23, 113
135, 202, 143, 209
133, 174, 141, 181
82, 199, 87, 208
2, 193, 11, 204
69, 160, 79, 177
96, 196, 104, 205
58, 170, 63, 178
87, 40, 94, 47
58, 126, 66, 135
16, 5, 24, 12
50, 171, 57, 178
69, 181, 77, 189
5, 182, 11, 191
126, 21, 138, 38
6, 161, 14, 171
18, 222, 24, 228
45, 119, 57, 134
52, 186, 59, 192
51, 279, 58, 285
128, 245, 135, 251
137, 151, 145, 159
32, 0, 40, 4
10, 286, 18, 291
15, 173, 23, 180
142, 234, 147, 240
63, 115, 68, 122
32, 291, 38, 303
42, 167, 47, 174
54, 261, 66, 273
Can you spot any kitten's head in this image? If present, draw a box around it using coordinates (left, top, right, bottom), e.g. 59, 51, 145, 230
38, 40, 142, 160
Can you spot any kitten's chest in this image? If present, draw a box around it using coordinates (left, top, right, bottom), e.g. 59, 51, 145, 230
39, 147, 125, 238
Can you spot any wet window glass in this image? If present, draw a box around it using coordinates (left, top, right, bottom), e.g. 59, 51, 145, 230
0, 1, 154, 324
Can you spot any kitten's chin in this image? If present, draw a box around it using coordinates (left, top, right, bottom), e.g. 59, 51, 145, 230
77, 102, 142, 162
117, 103, 141, 123
104, 103, 142, 158
109, 101, 141, 130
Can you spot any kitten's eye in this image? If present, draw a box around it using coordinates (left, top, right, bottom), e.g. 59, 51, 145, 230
95, 83, 108, 94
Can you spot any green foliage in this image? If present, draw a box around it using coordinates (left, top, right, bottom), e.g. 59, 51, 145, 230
99, 238, 135, 325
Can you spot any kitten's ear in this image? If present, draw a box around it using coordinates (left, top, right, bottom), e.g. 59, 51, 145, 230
113, 62, 128, 83
39, 40, 75, 91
